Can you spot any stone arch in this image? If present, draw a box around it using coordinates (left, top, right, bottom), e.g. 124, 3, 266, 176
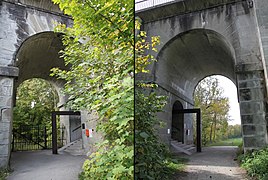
15, 31, 68, 88
155, 28, 236, 100
153, 28, 238, 146
14, 30, 73, 137
14, 31, 69, 105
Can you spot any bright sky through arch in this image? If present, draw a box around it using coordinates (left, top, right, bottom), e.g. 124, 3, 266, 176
214, 75, 241, 125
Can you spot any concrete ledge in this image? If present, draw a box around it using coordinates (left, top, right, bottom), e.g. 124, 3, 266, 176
136, 0, 245, 23
0, 66, 19, 77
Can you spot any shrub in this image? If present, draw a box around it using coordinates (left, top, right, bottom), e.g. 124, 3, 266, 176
239, 146, 268, 180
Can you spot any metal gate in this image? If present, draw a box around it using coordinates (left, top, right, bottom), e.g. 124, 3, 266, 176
12, 125, 65, 151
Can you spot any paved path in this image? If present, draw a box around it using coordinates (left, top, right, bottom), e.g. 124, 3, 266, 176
7, 150, 87, 180
174, 146, 248, 180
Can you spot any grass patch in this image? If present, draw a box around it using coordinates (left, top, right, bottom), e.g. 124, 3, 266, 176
167, 156, 188, 171
167, 155, 188, 179
207, 138, 242, 146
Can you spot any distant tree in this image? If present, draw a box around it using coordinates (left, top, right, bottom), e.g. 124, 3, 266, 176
227, 124, 242, 138
194, 76, 230, 145
13, 78, 58, 128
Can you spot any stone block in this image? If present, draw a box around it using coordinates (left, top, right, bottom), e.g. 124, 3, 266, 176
244, 136, 266, 148
0, 131, 10, 144
0, 96, 12, 107
0, 122, 10, 132
238, 80, 262, 88
242, 125, 257, 135
241, 114, 265, 124
237, 71, 263, 81
1, 108, 12, 120
0, 144, 9, 155
0, 79, 13, 96
239, 88, 251, 101
239, 88, 264, 101
0, 66, 19, 77
241, 115, 253, 124
240, 101, 265, 114
0, 156, 8, 169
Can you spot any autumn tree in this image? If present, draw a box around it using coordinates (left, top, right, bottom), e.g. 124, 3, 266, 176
194, 76, 230, 145
50, 0, 133, 179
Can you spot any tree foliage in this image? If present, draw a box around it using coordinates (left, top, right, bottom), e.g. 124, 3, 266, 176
194, 76, 230, 145
135, 19, 175, 179
13, 78, 58, 128
51, 0, 133, 179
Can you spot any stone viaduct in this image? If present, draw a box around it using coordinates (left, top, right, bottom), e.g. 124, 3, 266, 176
136, 0, 268, 152
0, 0, 101, 169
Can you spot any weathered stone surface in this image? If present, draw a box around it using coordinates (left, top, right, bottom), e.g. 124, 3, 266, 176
239, 88, 264, 101
0, 66, 19, 77
0, 156, 8, 168
241, 114, 265, 124
238, 80, 262, 89
237, 71, 264, 81
0, 122, 11, 132
0, 96, 12, 107
244, 136, 267, 148
0, 144, 9, 155
240, 101, 265, 114
1, 108, 12, 120
0, 79, 12, 96
242, 125, 265, 136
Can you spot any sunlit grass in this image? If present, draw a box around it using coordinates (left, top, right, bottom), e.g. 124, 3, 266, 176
207, 138, 242, 146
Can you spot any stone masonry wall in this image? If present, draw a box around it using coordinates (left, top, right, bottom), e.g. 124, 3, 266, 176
0, 77, 15, 168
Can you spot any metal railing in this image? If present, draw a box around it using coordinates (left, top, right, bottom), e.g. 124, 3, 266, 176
135, 0, 177, 11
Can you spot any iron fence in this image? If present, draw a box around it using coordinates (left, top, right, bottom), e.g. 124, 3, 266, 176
12, 125, 65, 151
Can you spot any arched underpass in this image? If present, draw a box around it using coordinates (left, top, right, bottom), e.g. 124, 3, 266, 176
148, 28, 267, 154
155, 30, 247, 179
7, 31, 87, 180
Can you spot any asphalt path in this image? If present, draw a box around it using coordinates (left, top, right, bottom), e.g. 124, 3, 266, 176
174, 146, 249, 180
7, 150, 87, 180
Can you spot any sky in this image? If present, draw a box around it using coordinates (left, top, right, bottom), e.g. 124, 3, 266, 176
212, 75, 241, 125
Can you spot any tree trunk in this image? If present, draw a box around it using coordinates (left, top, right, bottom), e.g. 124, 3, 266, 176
213, 114, 217, 141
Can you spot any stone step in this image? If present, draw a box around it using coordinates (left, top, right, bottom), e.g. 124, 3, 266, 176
170, 140, 195, 155
58, 138, 86, 156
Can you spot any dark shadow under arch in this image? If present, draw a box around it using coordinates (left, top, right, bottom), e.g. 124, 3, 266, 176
172, 100, 184, 143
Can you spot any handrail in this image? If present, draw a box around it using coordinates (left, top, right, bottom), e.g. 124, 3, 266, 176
72, 125, 81, 132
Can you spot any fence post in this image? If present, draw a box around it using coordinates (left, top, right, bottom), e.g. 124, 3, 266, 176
52, 112, 58, 154
61, 126, 64, 147
37, 125, 40, 149
12, 129, 15, 151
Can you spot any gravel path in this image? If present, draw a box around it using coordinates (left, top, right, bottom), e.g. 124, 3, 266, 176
174, 146, 248, 180
7, 150, 87, 180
